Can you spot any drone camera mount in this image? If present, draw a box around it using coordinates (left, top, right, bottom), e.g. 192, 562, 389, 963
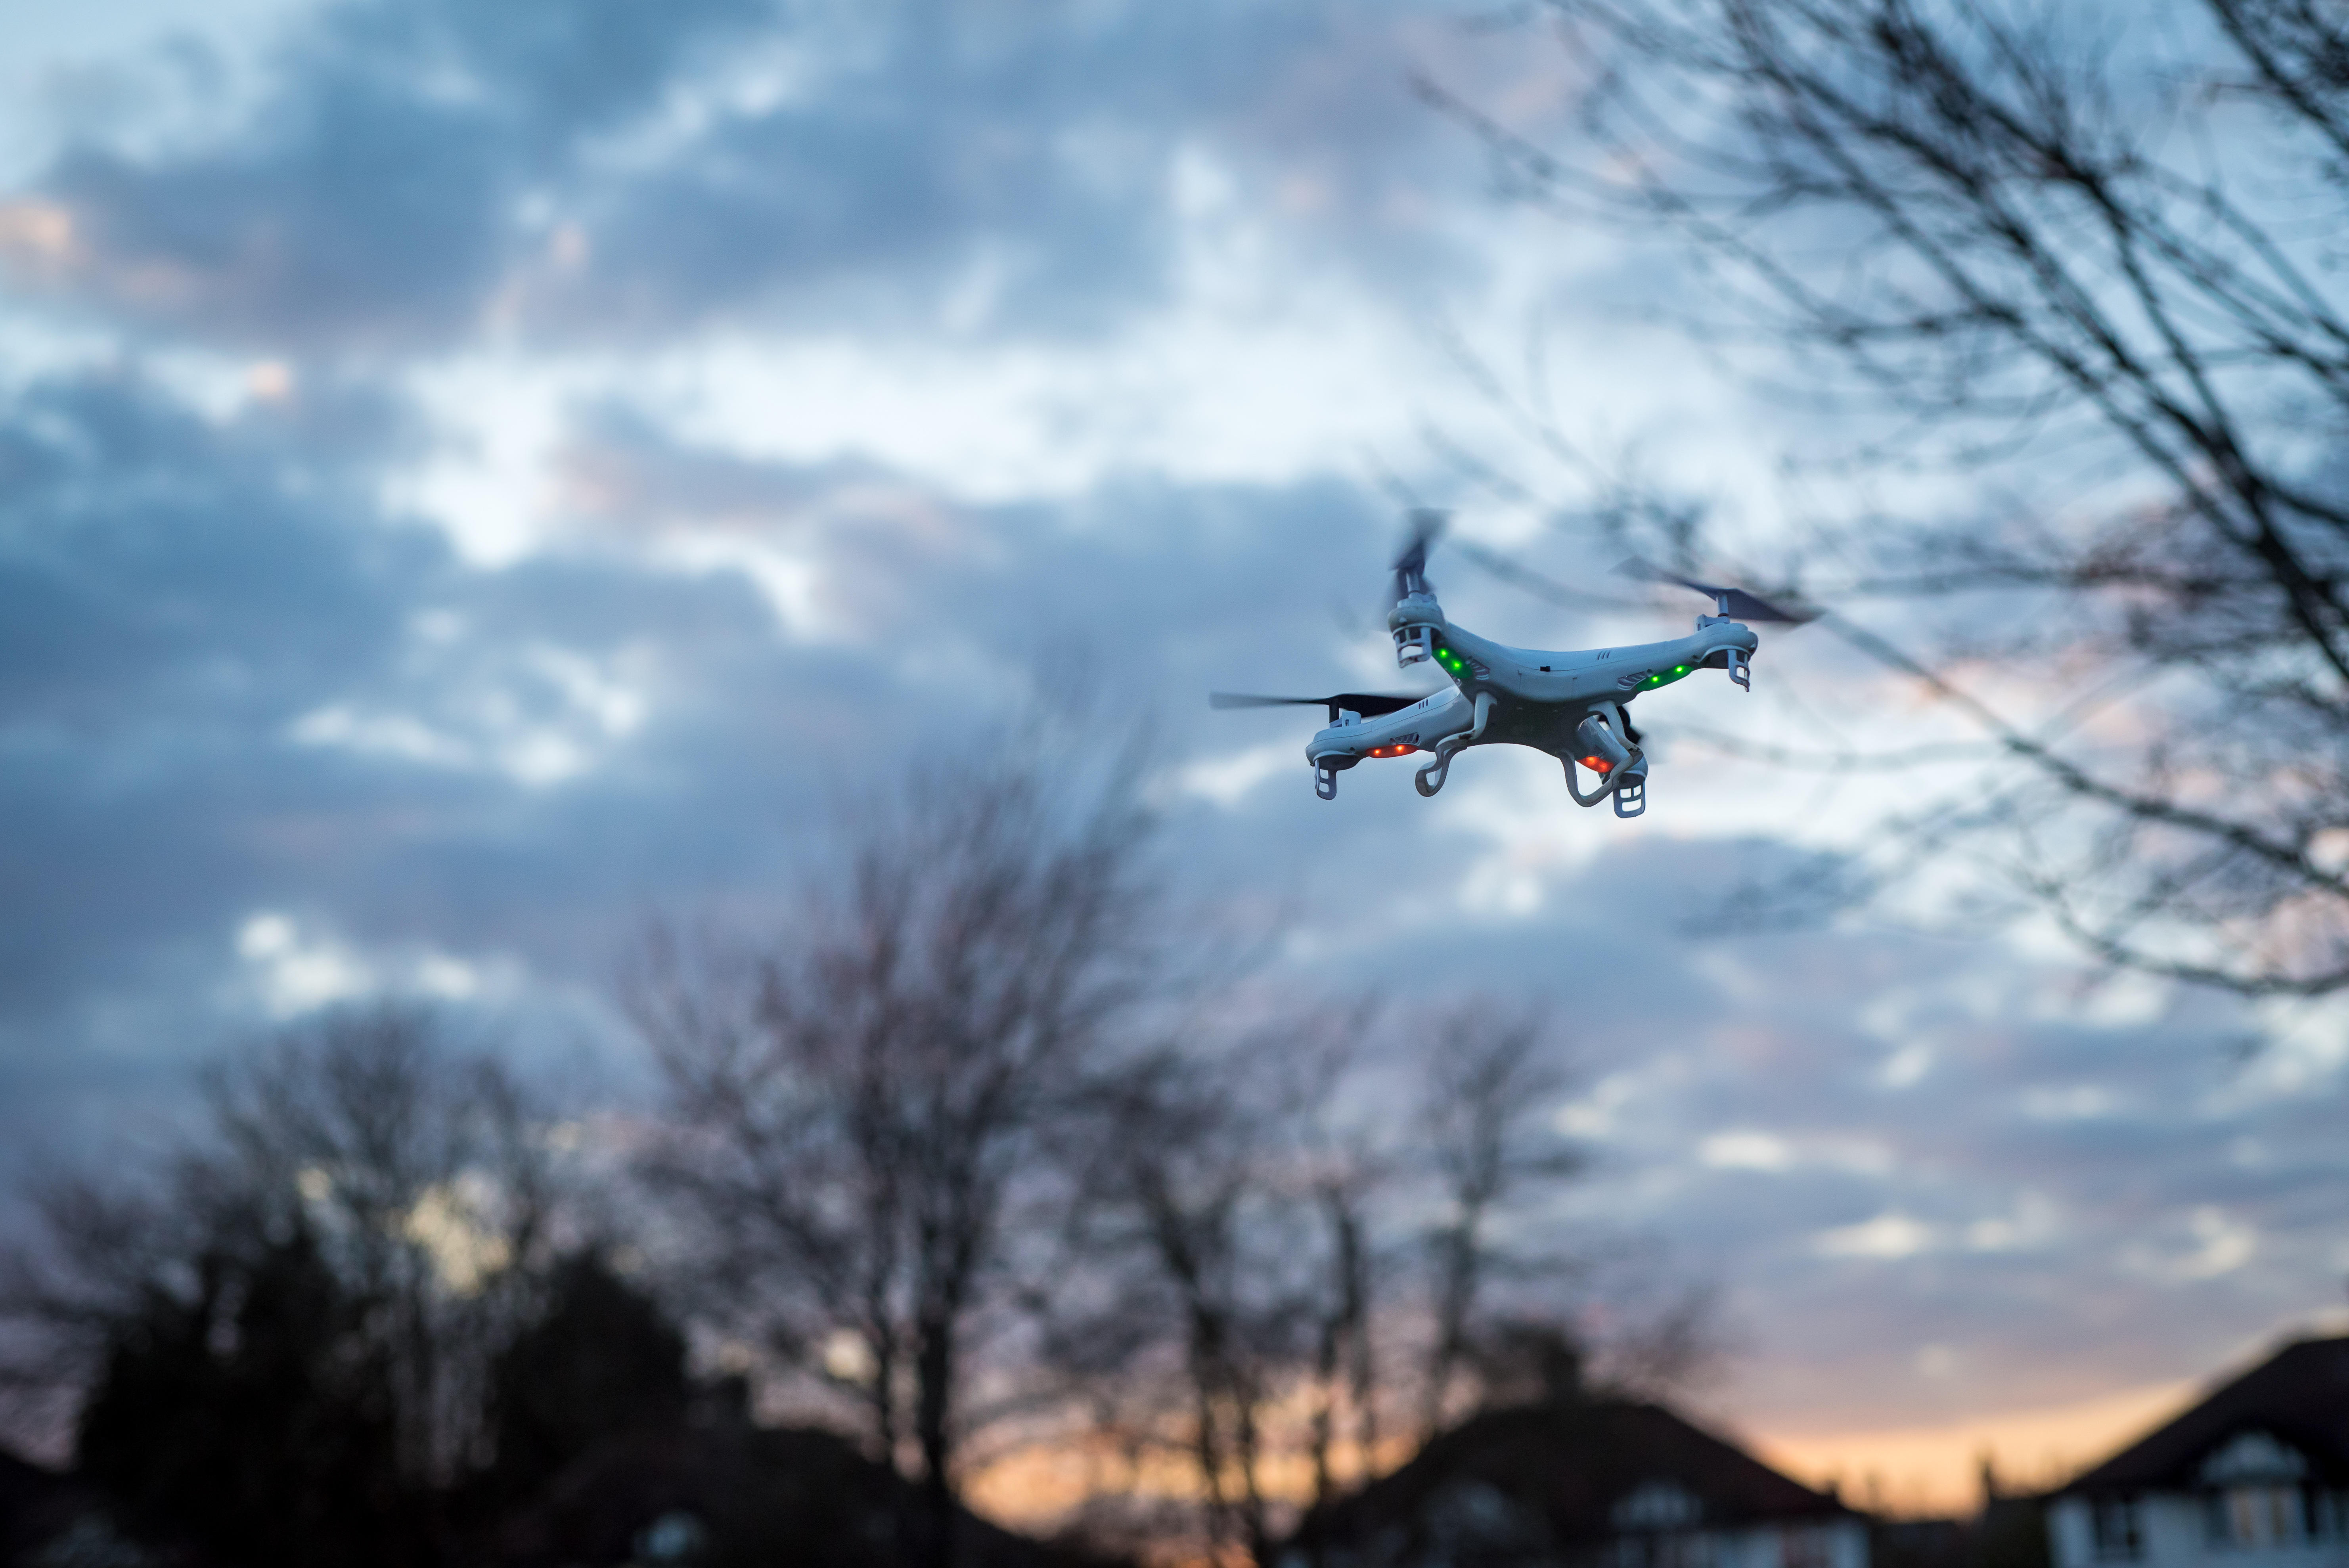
1575, 712, 1633, 773
1565, 705, 1641, 810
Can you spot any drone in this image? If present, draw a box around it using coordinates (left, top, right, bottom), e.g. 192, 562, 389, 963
1210, 515, 1815, 817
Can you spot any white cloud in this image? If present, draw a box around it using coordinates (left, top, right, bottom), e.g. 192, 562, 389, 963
2119, 1205, 2259, 1284
1878, 1042, 1934, 1088
1964, 1193, 2062, 1253
287, 637, 652, 789
1702, 1130, 1796, 1171
1174, 739, 1300, 809
2022, 1084, 2119, 1122
2178, 1207, 2257, 1281
233, 911, 512, 1019
290, 705, 473, 768
1555, 1072, 1639, 1139
237, 911, 375, 1016
1815, 1213, 1941, 1260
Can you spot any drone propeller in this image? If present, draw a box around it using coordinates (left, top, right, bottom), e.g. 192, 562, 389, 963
1392, 509, 1447, 605
1210, 691, 1428, 723
1614, 557, 1820, 625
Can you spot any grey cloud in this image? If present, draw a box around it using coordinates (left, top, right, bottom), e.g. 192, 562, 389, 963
5, 0, 1520, 351
0, 371, 431, 728
3, 0, 775, 351
527, 0, 1544, 341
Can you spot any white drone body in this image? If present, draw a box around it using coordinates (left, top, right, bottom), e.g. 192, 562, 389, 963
1213, 523, 1809, 817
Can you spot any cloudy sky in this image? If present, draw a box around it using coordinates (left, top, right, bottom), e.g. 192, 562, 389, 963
3, 0, 2343, 1517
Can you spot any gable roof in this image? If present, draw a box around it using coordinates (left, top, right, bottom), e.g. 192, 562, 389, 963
2063, 1336, 2349, 1495
1299, 1396, 1852, 1554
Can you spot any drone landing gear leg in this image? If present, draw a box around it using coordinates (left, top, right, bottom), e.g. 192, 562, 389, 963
1415, 733, 1470, 797
1315, 764, 1339, 800
1415, 692, 1489, 798
1564, 757, 1617, 808
1611, 755, 1647, 818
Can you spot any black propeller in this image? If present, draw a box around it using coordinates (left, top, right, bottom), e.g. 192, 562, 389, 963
1392, 509, 1446, 605
1210, 691, 1429, 723
1615, 557, 1820, 624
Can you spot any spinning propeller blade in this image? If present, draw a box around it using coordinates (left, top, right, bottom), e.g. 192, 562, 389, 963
1614, 557, 1820, 624
1210, 691, 1428, 722
1392, 509, 1447, 604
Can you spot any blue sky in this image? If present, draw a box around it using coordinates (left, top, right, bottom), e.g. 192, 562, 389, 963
2, 0, 2343, 1513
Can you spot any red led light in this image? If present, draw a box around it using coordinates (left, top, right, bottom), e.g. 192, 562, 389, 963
1365, 745, 1420, 759
1578, 755, 1613, 774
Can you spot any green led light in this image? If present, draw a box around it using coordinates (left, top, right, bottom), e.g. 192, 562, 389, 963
1645, 663, 1699, 690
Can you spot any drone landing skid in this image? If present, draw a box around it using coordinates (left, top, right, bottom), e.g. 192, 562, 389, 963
1316, 763, 1340, 800
1414, 732, 1471, 797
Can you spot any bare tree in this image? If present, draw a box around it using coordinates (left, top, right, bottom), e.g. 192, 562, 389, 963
1421, 0, 2349, 996
1051, 1004, 1606, 1568
1303, 1139, 1382, 1545
1084, 1047, 1287, 1566
630, 748, 1154, 1568
1416, 1003, 1579, 1439
1054, 1022, 1378, 1568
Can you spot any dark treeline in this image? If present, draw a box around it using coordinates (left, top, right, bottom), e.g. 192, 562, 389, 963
0, 749, 1709, 1568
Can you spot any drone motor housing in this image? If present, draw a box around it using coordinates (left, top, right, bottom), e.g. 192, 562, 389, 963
1575, 712, 1632, 773
1389, 592, 1443, 668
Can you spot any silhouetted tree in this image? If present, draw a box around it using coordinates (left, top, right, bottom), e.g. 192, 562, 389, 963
1417, 1004, 1578, 1440
75, 1225, 418, 1568
3, 1005, 557, 1560
482, 1250, 689, 1506
200, 1005, 555, 1480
